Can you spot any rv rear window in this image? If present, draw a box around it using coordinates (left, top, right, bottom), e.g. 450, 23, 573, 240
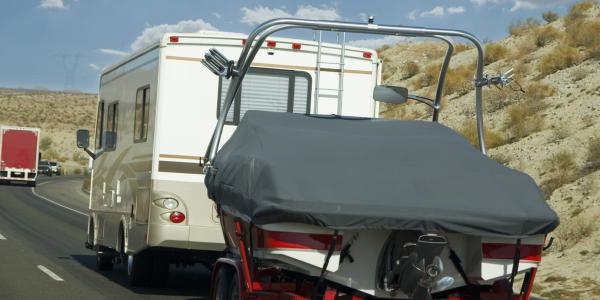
217, 68, 311, 125
134, 86, 150, 142
94, 100, 105, 150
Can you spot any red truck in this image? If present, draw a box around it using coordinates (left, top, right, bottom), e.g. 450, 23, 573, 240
0, 126, 40, 186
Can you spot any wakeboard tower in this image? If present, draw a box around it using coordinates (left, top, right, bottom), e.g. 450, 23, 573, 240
201, 17, 559, 300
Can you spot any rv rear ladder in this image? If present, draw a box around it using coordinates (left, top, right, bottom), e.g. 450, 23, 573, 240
314, 31, 346, 115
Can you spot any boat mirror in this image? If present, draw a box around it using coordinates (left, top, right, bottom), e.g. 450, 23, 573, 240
76, 129, 89, 149
373, 85, 409, 104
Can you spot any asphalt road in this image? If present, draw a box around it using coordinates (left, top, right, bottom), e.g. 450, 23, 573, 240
0, 176, 210, 299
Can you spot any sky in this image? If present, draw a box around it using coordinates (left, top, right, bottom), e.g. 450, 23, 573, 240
0, 0, 580, 93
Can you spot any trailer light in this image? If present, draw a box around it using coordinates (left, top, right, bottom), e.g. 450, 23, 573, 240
362, 51, 372, 59
163, 198, 179, 210
256, 228, 342, 251
292, 43, 301, 50
267, 41, 276, 48
169, 36, 179, 43
169, 212, 185, 223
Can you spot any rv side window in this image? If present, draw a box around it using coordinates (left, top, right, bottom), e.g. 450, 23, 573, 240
106, 102, 118, 150
217, 68, 311, 125
94, 100, 105, 150
134, 86, 150, 142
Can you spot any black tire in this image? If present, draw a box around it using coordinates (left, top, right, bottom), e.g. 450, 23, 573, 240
96, 250, 114, 271
228, 273, 240, 300
149, 254, 170, 288
214, 267, 232, 300
128, 252, 151, 286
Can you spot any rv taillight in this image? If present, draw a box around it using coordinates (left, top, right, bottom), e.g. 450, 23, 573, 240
169, 212, 185, 223
242, 39, 247, 45
255, 228, 342, 251
169, 36, 179, 43
267, 41, 277, 48
292, 43, 301, 50
362, 51, 372, 59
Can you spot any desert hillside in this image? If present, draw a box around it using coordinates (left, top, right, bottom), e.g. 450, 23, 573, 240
378, 1, 599, 298
0, 88, 97, 172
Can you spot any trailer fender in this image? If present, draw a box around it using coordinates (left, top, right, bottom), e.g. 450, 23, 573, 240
211, 258, 245, 300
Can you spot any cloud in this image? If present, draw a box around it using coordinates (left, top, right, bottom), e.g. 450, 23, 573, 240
510, 0, 571, 11
447, 6, 466, 14
89, 64, 100, 71
348, 36, 407, 49
408, 10, 419, 21
130, 19, 217, 51
39, 0, 66, 9
212, 12, 222, 19
470, 0, 504, 6
408, 6, 465, 20
99, 48, 128, 57
240, 5, 341, 26
420, 6, 445, 17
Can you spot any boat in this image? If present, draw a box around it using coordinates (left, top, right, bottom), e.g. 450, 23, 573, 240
200, 18, 559, 300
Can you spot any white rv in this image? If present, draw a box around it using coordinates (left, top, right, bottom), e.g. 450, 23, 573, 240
77, 30, 382, 287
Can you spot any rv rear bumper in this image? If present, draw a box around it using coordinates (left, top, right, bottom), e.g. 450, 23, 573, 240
147, 223, 225, 251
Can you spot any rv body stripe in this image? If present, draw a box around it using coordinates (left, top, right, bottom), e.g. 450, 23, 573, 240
158, 161, 203, 174
159, 154, 202, 160
164, 56, 372, 75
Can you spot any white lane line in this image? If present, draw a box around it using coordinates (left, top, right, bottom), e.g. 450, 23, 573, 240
0, 232, 6, 240
37, 265, 64, 282
30, 188, 88, 217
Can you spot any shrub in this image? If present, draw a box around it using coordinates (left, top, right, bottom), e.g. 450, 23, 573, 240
525, 83, 557, 102
553, 213, 596, 251
534, 26, 560, 47
538, 46, 580, 76
550, 151, 576, 171
484, 43, 509, 65
566, 0, 596, 22
566, 21, 600, 59
585, 138, 600, 172
542, 11, 560, 23
508, 18, 541, 36
457, 120, 508, 149
506, 104, 545, 140
412, 64, 440, 90
454, 43, 472, 54
570, 68, 590, 82
39, 136, 53, 151
402, 61, 420, 79
540, 151, 579, 198
443, 64, 474, 96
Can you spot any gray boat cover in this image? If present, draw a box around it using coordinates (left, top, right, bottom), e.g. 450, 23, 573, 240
205, 110, 559, 238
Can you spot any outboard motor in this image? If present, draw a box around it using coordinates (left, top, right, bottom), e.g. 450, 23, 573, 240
380, 233, 448, 300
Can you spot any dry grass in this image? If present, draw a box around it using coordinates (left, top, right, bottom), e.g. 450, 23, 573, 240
540, 151, 579, 197
458, 120, 508, 149
534, 26, 561, 47
443, 64, 474, 96
525, 82, 557, 103
402, 61, 420, 79
508, 18, 541, 36
506, 103, 545, 140
554, 213, 596, 251
412, 64, 440, 90
484, 43, 509, 65
570, 68, 590, 82
566, 21, 600, 59
484, 85, 525, 113
538, 46, 580, 77
453, 43, 472, 54
542, 11, 560, 23
584, 138, 600, 173
566, 0, 596, 22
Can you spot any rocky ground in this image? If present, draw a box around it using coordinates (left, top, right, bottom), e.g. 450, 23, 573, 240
378, 1, 600, 298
